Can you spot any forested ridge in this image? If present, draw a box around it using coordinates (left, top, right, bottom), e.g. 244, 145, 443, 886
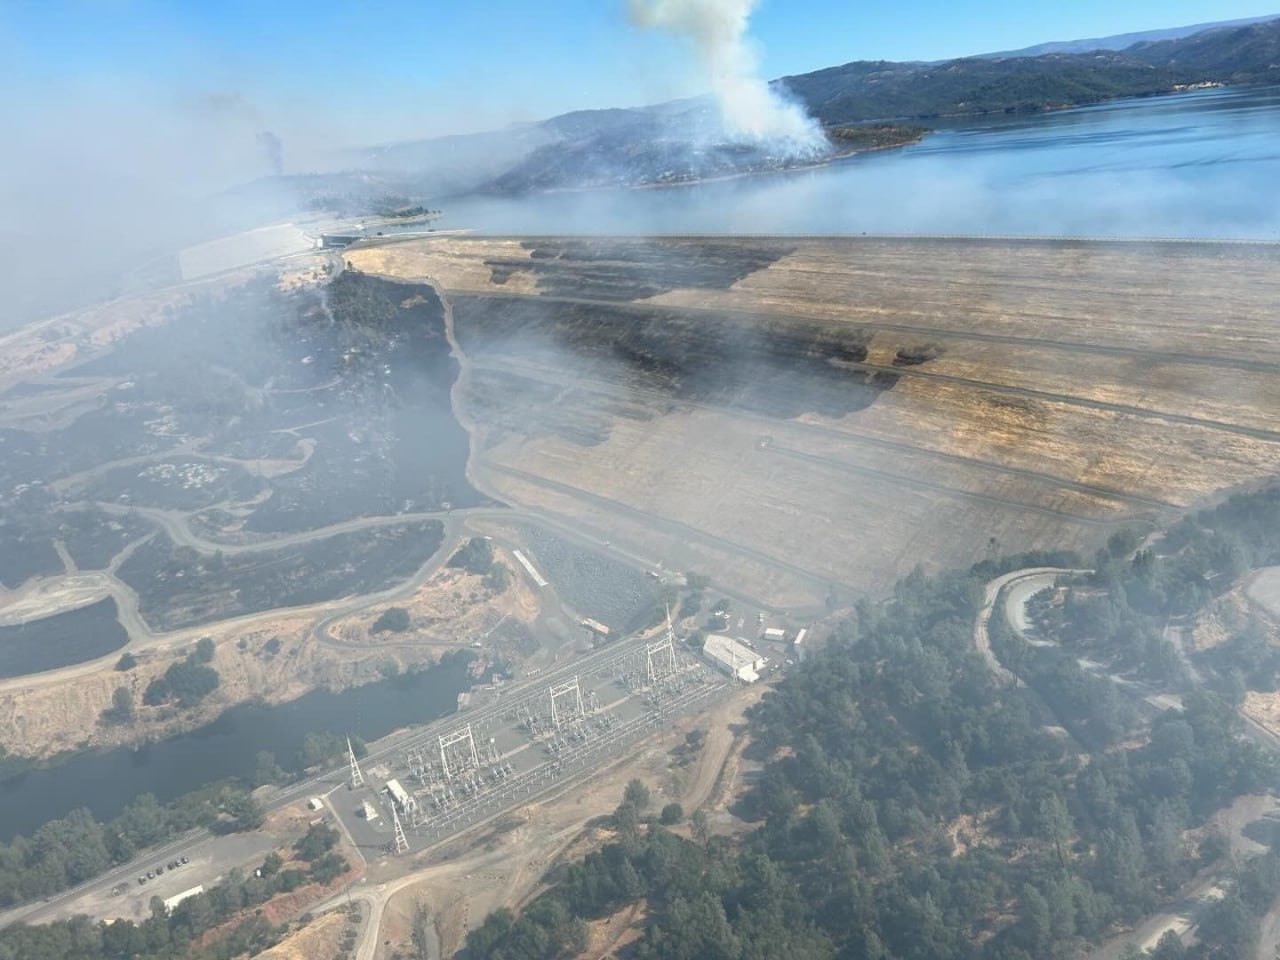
781, 19, 1280, 126
1026, 488, 1280, 702
466, 505, 1280, 959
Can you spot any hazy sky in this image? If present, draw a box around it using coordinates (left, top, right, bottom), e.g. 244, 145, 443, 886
4, 0, 1278, 153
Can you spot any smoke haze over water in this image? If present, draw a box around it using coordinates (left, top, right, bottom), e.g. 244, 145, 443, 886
627, 0, 826, 155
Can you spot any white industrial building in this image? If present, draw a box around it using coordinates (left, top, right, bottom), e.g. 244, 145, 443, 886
384, 778, 415, 813
703, 634, 764, 683
793, 628, 808, 661
163, 886, 204, 914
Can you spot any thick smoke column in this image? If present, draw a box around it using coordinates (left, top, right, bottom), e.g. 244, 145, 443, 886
257, 130, 284, 176
628, 0, 825, 155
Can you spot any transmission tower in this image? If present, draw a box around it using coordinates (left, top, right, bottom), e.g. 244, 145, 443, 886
347, 737, 365, 788
549, 676, 584, 730
438, 723, 480, 780
392, 807, 409, 854
646, 636, 677, 687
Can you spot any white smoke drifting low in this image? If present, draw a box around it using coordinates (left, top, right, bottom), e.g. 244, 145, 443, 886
628, 0, 827, 156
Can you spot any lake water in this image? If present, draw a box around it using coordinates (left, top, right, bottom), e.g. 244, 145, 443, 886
0, 598, 127, 680
439, 85, 1280, 240
0, 655, 471, 841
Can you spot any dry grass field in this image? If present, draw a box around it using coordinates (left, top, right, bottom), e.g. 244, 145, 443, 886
348, 236, 1280, 607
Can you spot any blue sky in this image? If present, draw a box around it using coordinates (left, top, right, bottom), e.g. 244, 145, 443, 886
3, 0, 1279, 147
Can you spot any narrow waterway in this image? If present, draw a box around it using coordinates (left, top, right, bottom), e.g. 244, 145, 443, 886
0, 654, 472, 841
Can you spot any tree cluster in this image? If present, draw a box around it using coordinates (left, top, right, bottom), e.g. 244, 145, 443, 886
142, 647, 220, 708
468, 545, 1280, 960
448, 537, 495, 576
372, 606, 411, 634
1032, 487, 1280, 697
0, 828, 349, 960
0, 784, 262, 908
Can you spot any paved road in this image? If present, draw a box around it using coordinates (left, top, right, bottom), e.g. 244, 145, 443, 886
972, 567, 1084, 683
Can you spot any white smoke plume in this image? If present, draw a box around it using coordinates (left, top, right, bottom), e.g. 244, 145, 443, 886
629, 0, 826, 155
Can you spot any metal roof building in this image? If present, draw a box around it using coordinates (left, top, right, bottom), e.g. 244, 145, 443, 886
703, 634, 764, 683
163, 886, 204, 914
384, 778, 415, 812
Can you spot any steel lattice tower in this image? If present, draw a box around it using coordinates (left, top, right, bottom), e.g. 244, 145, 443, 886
347, 737, 365, 788
392, 807, 409, 854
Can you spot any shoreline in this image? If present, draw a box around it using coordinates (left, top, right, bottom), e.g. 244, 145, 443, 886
469, 131, 931, 202
626, 133, 930, 192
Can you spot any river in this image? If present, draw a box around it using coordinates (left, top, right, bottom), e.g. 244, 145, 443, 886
0, 655, 472, 841
434, 85, 1280, 240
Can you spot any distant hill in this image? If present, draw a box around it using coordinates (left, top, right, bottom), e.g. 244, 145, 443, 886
978, 13, 1279, 58
780, 18, 1280, 126
282, 17, 1280, 202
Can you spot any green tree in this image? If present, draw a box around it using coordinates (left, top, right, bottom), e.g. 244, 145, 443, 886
372, 607, 411, 633
448, 537, 494, 575
483, 562, 512, 592
685, 572, 711, 592
295, 823, 340, 861
101, 686, 134, 726
623, 779, 650, 812
692, 808, 711, 847
1149, 929, 1187, 959
660, 802, 684, 825
308, 851, 348, 885
115, 652, 137, 671
194, 637, 216, 663
254, 751, 286, 785
1037, 794, 1073, 867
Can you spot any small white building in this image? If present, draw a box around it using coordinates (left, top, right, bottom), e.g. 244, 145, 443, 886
703, 634, 764, 683
761, 627, 787, 642
359, 799, 379, 821
793, 628, 808, 662
307, 797, 324, 812
163, 886, 204, 914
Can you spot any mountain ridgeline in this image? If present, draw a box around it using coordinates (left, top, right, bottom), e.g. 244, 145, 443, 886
781, 17, 1280, 126
296, 17, 1280, 204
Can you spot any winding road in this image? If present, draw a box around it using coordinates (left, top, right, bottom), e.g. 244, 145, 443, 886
976, 565, 1280, 957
